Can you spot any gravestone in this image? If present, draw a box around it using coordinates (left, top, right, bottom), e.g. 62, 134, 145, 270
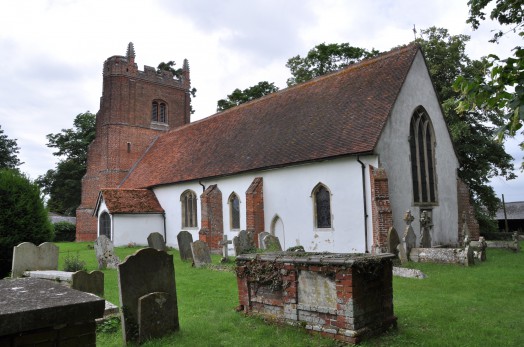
233, 230, 255, 255
94, 235, 120, 270
263, 234, 282, 252
402, 211, 417, 260
118, 248, 179, 344
219, 235, 233, 262
419, 211, 432, 248
190, 240, 212, 268
71, 270, 104, 297
386, 227, 400, 256
177, 231, 193, 261
147, 232, 167, 251
11, 242, 59, 278
258, 231, 270, 249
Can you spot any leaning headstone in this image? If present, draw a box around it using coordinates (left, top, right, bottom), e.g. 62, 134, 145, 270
177, 231, 193, 261
419, 211, 432, 248
72, 270, 104, 297
233, 230, 255, 255
94, 235, 120, 270
387, 227, 400, 256
147, 232, 167, 251
402, 211, 417, 261
190, 240, 212, 268
11, 242, 59, 278
397, 242, 409, 265
464, 244, 475, 266
118, 248, 179, 344
258, 231, 270, 249
263, 234, 282, 252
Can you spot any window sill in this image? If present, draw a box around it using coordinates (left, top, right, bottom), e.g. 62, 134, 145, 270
314, 227, 334, 232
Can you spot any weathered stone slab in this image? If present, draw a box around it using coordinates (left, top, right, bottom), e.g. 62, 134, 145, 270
190, 240, 212, 268
392, 267, 427, 279
95, 235, 120, 270
258, 231, 270, 249
72, 270, 104, 297
263, 234, 282, 252
11, 242, 58, 278
0, 278, 104, 337
138, 291, 177, 343
233, 230, 255, 255
118, 248, 179, 344
387, 227, 400, 256
403, 226, 417, 260
177, 230, 193, 261
298, 271, 337, 309
397, 243, 408, 265
23, 270, 73, 282
419, 211, 432, 248
147, 232, 167, 251
410, 247, 474, 266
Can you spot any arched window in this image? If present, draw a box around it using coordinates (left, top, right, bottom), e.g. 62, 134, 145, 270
152, 101, 167, 123
410, 106, 437, 204
99, 212, 111, 239
312, 183, 332, 229
229, 193, 240, 230
181, 190, 198, 228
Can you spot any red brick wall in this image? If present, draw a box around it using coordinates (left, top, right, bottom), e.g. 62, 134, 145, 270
199, 184, 224, 252
369, 166, 393, 253
245, 177, 265, 247
457, 178, 480, 242
76, 49, 191, 241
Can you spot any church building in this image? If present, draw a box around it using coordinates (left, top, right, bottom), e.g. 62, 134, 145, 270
78, 42, 479, 254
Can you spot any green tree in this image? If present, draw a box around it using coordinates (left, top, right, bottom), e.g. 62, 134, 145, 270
0, 169, 53, 278
417, 27, 516, 229
0, 125, 22, 170
36, 112, 96, 216
217, 81, 279, 112
285, 43, 379, 86
455, 0, 524, 166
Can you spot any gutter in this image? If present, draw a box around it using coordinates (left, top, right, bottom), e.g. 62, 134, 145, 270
357, 156, 369, 253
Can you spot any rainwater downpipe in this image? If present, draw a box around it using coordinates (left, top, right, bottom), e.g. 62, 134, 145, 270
199, 180, 206, 192
162, 212, 167, 244
357, 156, 369, 253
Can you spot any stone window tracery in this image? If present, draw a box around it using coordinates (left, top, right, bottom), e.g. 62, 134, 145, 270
313, 183, 332, 229
152, 101, 167, 123
99, 211, 111, 239
410, 106, 437, 204
181, 190, 198, 228
229, 193, 240, 230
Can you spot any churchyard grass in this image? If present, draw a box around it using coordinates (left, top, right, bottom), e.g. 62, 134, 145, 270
55, 242, 524, 346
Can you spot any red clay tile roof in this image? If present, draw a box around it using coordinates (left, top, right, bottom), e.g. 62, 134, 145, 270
121, 44, 420, 189
100, 189, 164, 214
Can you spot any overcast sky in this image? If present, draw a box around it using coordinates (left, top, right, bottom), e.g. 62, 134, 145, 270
0, 0, 522, 202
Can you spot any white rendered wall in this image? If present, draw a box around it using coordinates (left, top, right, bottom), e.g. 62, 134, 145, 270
112, 214, 164, 247
375, 51, 460, 245
154, 155, 378, 254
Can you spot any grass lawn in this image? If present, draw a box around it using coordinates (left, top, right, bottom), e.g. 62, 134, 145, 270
55, 242, 524, 346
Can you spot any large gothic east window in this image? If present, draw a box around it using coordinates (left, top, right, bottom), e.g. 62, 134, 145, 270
410, 106, 437, 204
313, 183, 332, 228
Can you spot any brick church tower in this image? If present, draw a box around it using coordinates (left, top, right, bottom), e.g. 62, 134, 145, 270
76, 43, 192, 241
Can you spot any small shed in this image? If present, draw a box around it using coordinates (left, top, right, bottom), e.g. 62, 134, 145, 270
496, 201, 524, 232
93, 188, 165, 246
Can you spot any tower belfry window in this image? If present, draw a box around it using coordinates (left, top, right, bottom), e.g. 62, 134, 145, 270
152, 101, 167, 123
